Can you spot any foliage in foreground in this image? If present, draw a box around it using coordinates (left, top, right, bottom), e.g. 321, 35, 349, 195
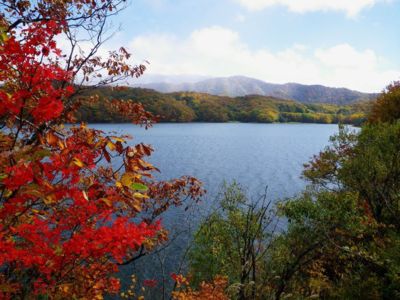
189, 84, 400, 299
0, 2, 204, 299
172, 275, 229, 300
189, 183, 277, 299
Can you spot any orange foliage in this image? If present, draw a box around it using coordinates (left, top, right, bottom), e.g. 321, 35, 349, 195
172, 276, 229, 300
368, 82, 400, 124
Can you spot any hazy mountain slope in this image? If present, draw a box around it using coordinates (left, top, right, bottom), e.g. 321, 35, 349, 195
134, 76, 377, 105
277, 83, 376, 105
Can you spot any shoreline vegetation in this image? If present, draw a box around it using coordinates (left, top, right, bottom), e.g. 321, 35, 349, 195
75, 87, 374, 125
183, 82, 400, 299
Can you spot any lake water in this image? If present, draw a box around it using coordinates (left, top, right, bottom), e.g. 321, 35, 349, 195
93, 123, 342, 297
93, 123, 340, 202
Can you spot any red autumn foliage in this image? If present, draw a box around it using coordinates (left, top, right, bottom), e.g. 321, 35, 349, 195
0, 8, 204, 300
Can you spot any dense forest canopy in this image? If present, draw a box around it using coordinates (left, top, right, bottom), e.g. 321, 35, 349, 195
76, 87, 374, 125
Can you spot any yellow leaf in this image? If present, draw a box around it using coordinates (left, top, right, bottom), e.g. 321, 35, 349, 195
58, 140, 66, 150
132, 202, 142, 212
101, 198, 113, 207
44, 194, 56, 205
59, 284, 70, 293
133, 192, 149, 199
110, 136, 126, 143
120, 172, 135, 187
24, 185, 42, 197
116, 181, 123, 188
72, 157, 84, 168
107, 141, 116, 151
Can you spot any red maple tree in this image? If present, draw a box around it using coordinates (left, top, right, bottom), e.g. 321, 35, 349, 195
0, 3, 203, 298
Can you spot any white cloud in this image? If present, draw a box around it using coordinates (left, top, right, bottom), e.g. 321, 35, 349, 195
128, 26, 398, 92
234, 0, 386, 17
315, 44, 376, 68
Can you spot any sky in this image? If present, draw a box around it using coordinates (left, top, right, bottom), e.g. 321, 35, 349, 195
100, 0, 400, 92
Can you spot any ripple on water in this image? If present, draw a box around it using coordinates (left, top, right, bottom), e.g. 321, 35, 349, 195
90, 123, 341, 294
91, 123, 339, 203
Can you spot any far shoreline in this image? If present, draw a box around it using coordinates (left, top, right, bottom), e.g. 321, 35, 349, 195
76, 121, 358, 126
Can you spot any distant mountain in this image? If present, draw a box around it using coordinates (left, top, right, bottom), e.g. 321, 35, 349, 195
134, 76, 377, 105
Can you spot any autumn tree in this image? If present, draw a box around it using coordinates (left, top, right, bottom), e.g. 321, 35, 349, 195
269, 102, 400, 298
0, 1, 204, 298
368, 81, 400, 124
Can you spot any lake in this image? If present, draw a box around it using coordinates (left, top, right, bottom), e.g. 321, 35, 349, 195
93, 123, 340, 202
93, 123, 343, 297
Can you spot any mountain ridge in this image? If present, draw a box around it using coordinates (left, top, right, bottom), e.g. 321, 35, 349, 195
133, 75, 377, 105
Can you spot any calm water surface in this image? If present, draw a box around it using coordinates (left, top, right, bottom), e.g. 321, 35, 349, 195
93, 123, 339, 202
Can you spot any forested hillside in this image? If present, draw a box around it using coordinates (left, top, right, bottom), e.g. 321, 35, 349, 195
76, 87, 373, 124
136, 76, 378, 104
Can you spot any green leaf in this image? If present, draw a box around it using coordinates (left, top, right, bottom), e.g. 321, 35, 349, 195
0, 26, 8, 44
30, 149, 52, 161
54, 246, 63, 256
130, 183, 148, 192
